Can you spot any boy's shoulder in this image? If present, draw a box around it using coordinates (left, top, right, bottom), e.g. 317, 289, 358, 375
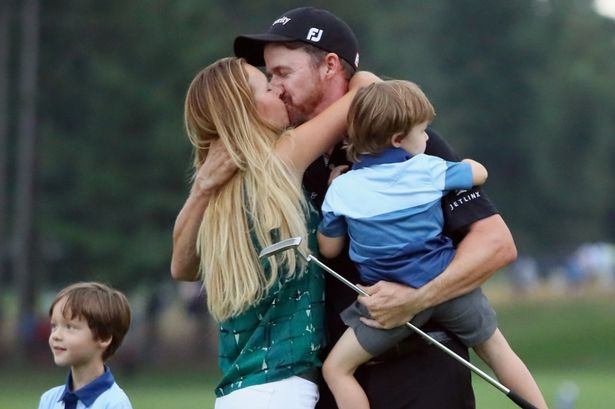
96, 382, 132, 408
328, 167, 358, 189
38, 385, 65, 409
38, 382, 132, 409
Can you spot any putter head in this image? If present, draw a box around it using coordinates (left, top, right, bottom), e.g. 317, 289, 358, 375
259, 237, 303, 259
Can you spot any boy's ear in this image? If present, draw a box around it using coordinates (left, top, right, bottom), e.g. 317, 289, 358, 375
391, 132, 406, 148
97, 336, 112, 350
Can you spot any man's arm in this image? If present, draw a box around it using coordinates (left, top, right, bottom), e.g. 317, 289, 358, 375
358, 214, 516, 328
170, 140, 237, 281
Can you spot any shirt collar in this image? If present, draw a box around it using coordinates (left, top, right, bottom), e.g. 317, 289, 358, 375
353, 147, 413, 170
59, 366, 115, 407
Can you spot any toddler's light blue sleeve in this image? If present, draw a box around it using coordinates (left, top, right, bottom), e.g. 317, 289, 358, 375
318, 185, 348, 237
443, 161, 473, 191
424, 154, 473, 192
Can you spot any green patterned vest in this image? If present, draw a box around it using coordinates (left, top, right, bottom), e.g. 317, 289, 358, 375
214, 202, 326, 397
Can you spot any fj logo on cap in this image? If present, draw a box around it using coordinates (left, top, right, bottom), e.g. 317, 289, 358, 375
306, 28, 323, 42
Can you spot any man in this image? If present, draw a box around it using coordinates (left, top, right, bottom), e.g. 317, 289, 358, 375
172, 7, 517, 408
234, 7, 517, 409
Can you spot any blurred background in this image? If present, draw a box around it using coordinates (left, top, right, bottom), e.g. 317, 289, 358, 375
1, 0, 614, 408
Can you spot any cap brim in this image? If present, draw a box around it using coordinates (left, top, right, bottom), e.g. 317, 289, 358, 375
234, 33, 296, 67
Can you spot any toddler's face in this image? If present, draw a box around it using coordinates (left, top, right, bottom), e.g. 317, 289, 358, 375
398, 121, 430, 155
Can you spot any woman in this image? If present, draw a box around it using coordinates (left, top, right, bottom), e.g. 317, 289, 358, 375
179, 57, 376, 408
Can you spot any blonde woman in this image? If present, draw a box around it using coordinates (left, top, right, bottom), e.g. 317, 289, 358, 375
171, 57, 377, 409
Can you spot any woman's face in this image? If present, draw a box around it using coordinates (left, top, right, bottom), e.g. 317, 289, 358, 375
246, 64, 289, 129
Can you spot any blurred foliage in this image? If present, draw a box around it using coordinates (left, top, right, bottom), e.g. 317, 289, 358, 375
3, 0, 615, 290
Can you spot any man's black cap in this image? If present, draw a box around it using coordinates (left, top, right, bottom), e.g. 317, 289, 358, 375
234, 7, 359, 71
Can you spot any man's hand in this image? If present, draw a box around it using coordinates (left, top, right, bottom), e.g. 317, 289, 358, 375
357, 281, 426, 329
356, 214, 516, 329
328, 164, 349, 185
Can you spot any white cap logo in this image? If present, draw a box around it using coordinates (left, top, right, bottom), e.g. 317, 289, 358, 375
307, 28, 323, 42
273, 16, 291, 25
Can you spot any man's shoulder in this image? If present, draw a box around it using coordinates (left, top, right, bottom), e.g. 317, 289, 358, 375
425, 128, 461, 162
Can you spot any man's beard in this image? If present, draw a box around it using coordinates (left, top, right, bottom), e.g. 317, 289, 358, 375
284, 82, 325, 126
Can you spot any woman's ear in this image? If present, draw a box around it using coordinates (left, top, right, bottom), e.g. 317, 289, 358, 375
391, 132, 406, 148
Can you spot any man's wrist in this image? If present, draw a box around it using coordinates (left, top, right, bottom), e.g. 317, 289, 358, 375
413, 281, 439, 312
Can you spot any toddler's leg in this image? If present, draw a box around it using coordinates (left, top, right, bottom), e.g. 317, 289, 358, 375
474, 328, 548, 409
322, 328, 374, 409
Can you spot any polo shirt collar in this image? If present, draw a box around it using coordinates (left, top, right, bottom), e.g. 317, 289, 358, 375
353, 147, 412, 170
59, 366, 115, 407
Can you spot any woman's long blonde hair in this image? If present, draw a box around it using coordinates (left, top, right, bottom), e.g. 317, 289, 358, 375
184, 57, 309, 321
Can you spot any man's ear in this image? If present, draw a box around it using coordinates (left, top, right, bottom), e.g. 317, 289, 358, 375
391, 132, 406, 148
323, 53, 342, 78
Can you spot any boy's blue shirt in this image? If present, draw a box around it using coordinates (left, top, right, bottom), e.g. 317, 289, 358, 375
319, 147, 473, 288
351, 146, 413, 170
38, 366, 132, 409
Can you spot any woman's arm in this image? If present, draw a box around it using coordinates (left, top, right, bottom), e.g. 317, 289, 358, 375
275, 71, 379, 174
170, 140, 237, 281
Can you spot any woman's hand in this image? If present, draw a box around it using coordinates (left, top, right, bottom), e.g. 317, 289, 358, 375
192, 139, 237, 194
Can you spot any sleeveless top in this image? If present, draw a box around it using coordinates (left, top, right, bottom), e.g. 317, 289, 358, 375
214, 200, 326, 397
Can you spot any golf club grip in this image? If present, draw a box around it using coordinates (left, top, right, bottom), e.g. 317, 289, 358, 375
507, 390, 538, 409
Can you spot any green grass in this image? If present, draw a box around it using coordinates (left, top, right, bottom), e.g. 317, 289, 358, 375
1, 367, 220, 409
472, 293, 615, 408
3, 294, 614, 408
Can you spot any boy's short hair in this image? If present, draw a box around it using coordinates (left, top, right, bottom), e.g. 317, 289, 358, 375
346, 80, 436, 163
49, 282, 131, 361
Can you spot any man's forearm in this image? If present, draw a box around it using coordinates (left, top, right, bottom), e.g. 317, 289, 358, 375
418, 214, 517, 309
357, 214, 517, 329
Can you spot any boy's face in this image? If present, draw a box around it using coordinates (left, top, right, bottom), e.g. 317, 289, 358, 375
49, 297, 109, 369
396, 121, 430, 155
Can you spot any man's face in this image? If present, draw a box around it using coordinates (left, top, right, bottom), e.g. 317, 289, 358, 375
264, 43, 326, 126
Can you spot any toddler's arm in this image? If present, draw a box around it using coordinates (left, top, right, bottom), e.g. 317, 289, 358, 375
317, 232, 346, 259
462, 158, 488, 186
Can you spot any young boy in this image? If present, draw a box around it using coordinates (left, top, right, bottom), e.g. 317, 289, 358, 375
38, 282, 133, 409
317, 80, 547, 409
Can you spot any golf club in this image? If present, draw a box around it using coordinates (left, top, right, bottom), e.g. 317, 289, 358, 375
259, 236, 539, 409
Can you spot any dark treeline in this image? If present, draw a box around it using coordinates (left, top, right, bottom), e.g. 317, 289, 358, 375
2, 0, 614, 294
